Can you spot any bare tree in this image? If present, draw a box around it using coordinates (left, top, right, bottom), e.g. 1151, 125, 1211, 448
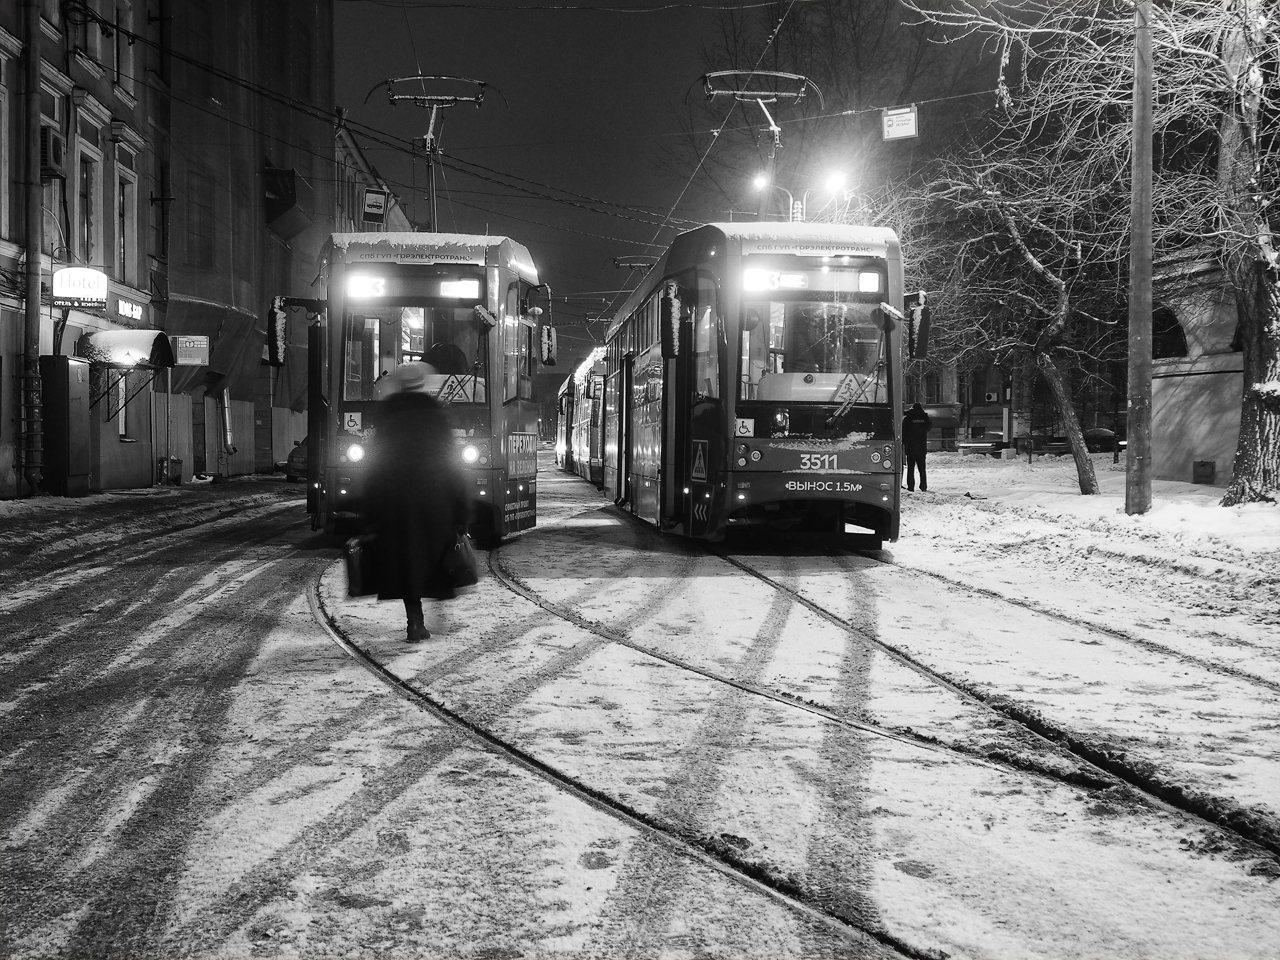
670, 1, 994, 221
906, 0, 1279, 504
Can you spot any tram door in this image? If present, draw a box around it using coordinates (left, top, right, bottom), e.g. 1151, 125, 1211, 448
660, 273, 719, 536
665, 273, 727, 537
686, 272, 720, 538
660, 281, 687, 529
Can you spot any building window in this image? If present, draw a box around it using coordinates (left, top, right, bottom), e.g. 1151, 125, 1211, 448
117, 169, 137, 284
188, 1, 215, 100
924, 371, 942, 404
116, 375, 128, 438
1152, 306, 1188, 359
41, 0, 63, 30
187, 169, 215, 267
77, 0, 107, 63
78, 151, 100, 264
0, 58, 8, 240
297, 23, 312, 100
114, 1, 135, 95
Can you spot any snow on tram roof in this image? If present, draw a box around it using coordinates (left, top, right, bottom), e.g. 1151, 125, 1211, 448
705, 221, 898, 245
329, 232, 538, 283
330, 231, 514, 250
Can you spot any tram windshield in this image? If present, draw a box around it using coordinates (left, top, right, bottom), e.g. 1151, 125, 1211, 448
342, 281, 488, 404
738, 263, 889, 404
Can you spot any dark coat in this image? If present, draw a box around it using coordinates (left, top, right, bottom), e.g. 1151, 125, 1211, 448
366, 392, 469, 601
902, 405, 933, 454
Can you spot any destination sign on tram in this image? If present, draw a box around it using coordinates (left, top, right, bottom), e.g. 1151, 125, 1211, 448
345, 272, 482, 301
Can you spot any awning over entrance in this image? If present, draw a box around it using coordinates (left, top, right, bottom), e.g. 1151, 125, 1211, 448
75, 329, 175, 368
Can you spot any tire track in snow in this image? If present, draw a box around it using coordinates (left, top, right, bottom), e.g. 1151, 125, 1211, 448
718, 548, 1280, 857
2, 509, 321, 959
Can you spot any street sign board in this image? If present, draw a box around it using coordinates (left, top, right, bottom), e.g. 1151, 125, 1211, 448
882, 105, 919, 141
172, 335, 210, 365
362, 188, 388, 224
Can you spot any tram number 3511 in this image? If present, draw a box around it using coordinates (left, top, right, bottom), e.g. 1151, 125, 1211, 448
799, 453, 839, 470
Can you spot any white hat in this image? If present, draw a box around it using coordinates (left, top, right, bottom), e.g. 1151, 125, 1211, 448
392, 361, 438, 394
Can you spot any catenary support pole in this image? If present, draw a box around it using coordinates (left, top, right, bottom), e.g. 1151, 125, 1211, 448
1126, 0, 1153, 514
21, 0, 44, 495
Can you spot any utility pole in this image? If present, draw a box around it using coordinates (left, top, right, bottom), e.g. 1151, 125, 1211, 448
366, 76, 498, 232
1126, 0, 1153, 514
22, 0, 44, 495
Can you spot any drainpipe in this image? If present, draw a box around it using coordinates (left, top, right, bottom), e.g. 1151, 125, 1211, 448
21, 0, 44, 494
217, 388, 237, 455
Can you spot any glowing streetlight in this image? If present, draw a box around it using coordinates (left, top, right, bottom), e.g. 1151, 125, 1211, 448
752, 171, 848, 221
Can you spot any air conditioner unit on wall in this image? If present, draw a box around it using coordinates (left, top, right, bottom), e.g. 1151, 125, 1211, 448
984, 391, 999, 403
40, 127, 67, 180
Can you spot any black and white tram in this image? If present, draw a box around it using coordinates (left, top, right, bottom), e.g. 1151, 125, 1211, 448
314, 232, 551, 543
555, 347, 606, 486
600, 222, 919, 547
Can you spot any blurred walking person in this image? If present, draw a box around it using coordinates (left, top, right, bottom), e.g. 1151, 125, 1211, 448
366, 362, 469, 642
902, 402, 933, 492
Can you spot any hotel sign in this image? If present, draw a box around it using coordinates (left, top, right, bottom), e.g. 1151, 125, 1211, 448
51, 267, 109, 309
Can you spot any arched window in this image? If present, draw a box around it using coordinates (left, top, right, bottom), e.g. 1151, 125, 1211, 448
1152, 306, 1187, 359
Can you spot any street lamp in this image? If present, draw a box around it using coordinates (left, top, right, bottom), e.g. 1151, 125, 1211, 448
753, 172, 846, 222
752, 173, 794, 220
798, 172, 847, 222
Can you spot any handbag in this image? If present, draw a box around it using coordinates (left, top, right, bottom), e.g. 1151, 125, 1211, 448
440, 532, 480, 588
345, 534, 378, 597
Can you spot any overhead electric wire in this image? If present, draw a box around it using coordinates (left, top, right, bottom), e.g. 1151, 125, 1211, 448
601, 0, 799, 320
345, 1, 788, 11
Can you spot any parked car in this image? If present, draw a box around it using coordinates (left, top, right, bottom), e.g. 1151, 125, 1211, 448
1083, 427, 1117, 452
285, 436, 308, 481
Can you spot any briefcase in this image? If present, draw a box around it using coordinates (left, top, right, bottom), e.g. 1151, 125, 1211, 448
345, 534, 378, 597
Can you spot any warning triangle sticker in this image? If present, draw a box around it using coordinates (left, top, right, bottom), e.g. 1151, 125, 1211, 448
691, 441, 707, 481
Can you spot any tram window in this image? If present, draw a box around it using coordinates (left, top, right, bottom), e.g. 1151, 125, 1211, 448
739, 298, 886, 402
401, 307, 425, 356
344, 316, 380, 401
694, 273, 719, 399
346, 305, 486, 403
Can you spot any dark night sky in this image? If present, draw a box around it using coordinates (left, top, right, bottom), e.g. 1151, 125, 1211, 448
334, 0, 747, 367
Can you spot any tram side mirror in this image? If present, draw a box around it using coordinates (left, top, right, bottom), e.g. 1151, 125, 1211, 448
905, 292, 930, 359
474, 305, 498, 331
660, 284, 681, 360
540, 325, 557, 366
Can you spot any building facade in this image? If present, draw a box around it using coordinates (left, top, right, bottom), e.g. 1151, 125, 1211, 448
0, 0, 413, 500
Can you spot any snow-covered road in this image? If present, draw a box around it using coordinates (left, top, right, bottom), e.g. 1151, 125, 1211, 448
320, 453, 1279, 958
3, 453, 1276, 959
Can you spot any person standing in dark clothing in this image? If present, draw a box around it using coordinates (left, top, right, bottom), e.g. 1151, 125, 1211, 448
902, 402, 933, 492
366, 362, 469, 642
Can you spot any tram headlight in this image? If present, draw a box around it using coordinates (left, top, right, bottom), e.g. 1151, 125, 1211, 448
458, 439, 491, 467
750, 450, 762, 462
346, 443, 364, 462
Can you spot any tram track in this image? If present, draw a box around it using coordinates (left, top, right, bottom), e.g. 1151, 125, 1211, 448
302, 486, 1279, 954
306, 580, 927, 960
499, 498, 1279, 858
850, 547, 1278, 693
704, 540, 1280, 857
